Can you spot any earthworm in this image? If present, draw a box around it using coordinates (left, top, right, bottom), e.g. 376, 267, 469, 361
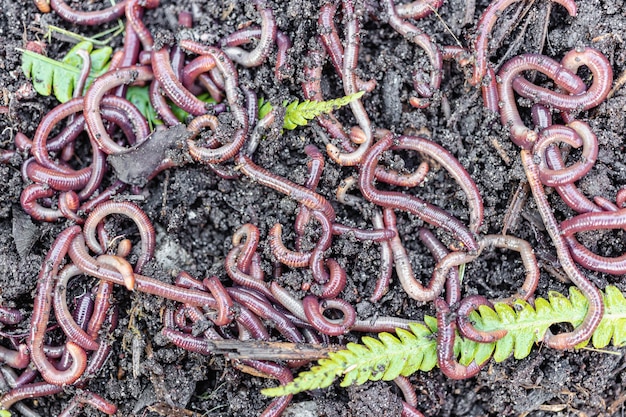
302, 295, 356, 336
301, 46, 355, 151
97, 254, 136, 291
29, 225, 88, 386
0, 382, 63, 410
203, 277, 234, 326
179, 40, 248, 129
227, 288, 305, 343
383, 0, 442, 102
512, 47, 613, 112
125, 0, 159, 51
82, 200, 155, 273
418, 228, 460, 305
308, 210, 336, 284
396, 0, 444, 19
84, 66, 153, 155
20, 183, 63, 224
530, 105, 601, 213
236, 305, 271, 341
0, 345, 29, 369
402, 403, 426, 417
236, 153, 336, 221
33, 0, 51, 13
49, 0, 128, 25
53, 264, 99, 350
57, 391, 117, 416
149, 77, 181, 126
69, 234, 218, 308
435, 298, 484, 379
318, 259, 348, 299
269, 282, 307, 322
175, 271, 206, 292
331, 223, 396, 241
402, 134, 484, 233
162, 328, 214, 355
0, 307, 22, 325
294, 145, 325, 248
226, 245, 273, 300
560, 209, 626, 275
317, 2, 377, 93
533, 121, 598, 187
384, 208, 447, 301
497, 53, 585, 148
394, 375, 417, 407
0, 371, 40, 417
435, 234, 539, 302
325, 0, 373, 167
222, 0, 276, 68
456, 295, 508, 343
23, 158, 91, 192
521, 149, 604, 349
269, 223, 311, 268
232, 223, 261, 273
152, 47, 209, 116
471, 0, 577, 86
358, 132, 478, 251
244, 360, 293, 417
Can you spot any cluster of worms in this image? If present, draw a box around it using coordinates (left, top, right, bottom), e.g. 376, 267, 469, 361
0, 0, 623, 415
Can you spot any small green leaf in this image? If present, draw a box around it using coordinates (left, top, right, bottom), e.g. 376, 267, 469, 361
20, 40, 112, 103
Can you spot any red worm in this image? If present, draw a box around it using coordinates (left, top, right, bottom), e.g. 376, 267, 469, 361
269, 223, 311, 268
435, 298, 484, 379
0, 345, 29, 369
533, 121, 598, 187
20, 183, 64, 225
152, 47, 209, 116
53, 264, 99, 350
418, 228, 460, 305
49, 0, 128, 25
203, 277, 234, 326
396, 0, 443, 19
325, 0, 373, 167
512, 47, 613, 112
0, 307, 23, 325
82, 200, 155, 273
317, 3, 376, 93
302, 295, 356, 336
358, 132, 479, 251
227, 288, 305, 343
0, 382, 63, 410
521, 149, 604, 349
496, 53, 585, 149
383, 0, 442, 102
560, 208, 626, 275
236, 153, 336, 221
232, 223, 261, 274
29, 226, 88, 386
384, 208, 447, 301
69, 234, 218, 308
245, 360, 293, 417
58, 391, 117, 416
84, 66, 153, 155
456, 295, 508, 343
471, 0, 577, 85
162, 328, 215, 355
125, 0, 159, 51
226, 245, 273, 300
222, 0, 277, 68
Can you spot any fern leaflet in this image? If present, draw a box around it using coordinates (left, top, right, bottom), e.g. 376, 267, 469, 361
263, 286, 626, 397
258, 91, 365, 130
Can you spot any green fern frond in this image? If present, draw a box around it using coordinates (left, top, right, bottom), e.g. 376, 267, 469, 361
20, 40, 112, 103
263, 286, 626, 397
259, 91, 365, 130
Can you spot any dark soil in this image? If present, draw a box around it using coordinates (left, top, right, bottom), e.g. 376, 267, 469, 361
1, 0, 626, 416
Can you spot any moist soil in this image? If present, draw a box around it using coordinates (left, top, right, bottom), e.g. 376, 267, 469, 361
1, 0, 626, 416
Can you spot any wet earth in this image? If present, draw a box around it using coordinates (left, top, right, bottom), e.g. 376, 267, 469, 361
1, 0, 626, 416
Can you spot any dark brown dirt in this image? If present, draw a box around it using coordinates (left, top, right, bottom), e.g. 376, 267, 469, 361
1, 0, 626, 416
